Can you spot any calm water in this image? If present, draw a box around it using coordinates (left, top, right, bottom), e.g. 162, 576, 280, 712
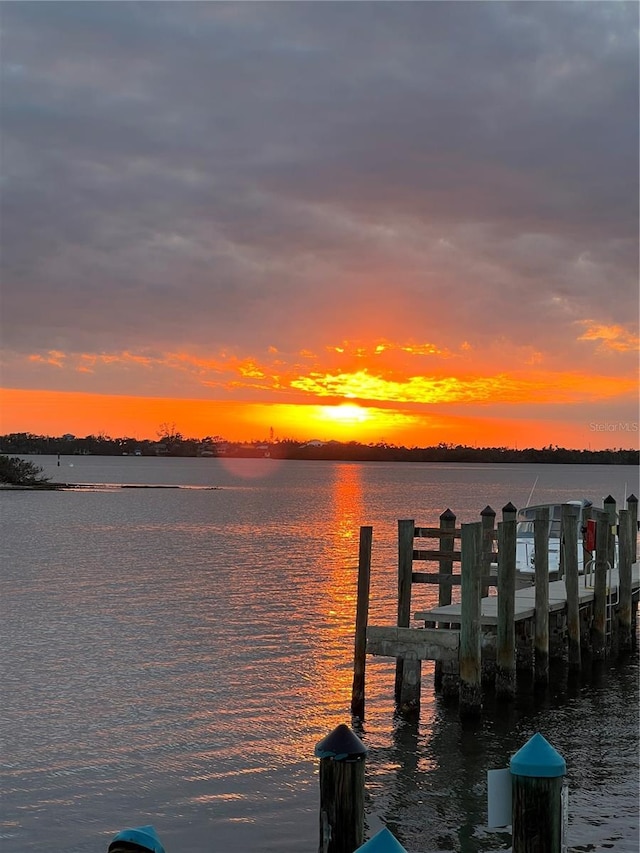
1, 458, 638, 853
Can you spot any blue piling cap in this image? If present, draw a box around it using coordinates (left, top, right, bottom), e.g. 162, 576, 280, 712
108, 825, 166, 853
354, 827, 408, 852
510, 733, 566, 778
314, 723, 368, 761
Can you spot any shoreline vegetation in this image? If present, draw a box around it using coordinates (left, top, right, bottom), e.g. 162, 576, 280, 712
0, 433, 637, 489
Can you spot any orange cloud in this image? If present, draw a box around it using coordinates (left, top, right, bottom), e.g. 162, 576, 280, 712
576, 321, 639, 353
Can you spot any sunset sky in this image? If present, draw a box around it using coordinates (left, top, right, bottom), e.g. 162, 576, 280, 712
1, 2, 638, 449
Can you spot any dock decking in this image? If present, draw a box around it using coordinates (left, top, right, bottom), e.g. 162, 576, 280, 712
413, 563, 640, 626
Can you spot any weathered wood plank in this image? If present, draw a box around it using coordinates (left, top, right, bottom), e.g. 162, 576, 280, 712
413, 549, 461, 561
414, 526, 461, 538
367, 626, 459, 662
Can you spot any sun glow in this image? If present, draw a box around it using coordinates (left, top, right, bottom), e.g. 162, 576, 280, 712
320, 404, 370, 425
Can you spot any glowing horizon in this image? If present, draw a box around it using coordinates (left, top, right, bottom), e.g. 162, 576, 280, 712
1, 387, 637, 451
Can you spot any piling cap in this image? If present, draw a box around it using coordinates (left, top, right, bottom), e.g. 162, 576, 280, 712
314, 723, 368, 761
502, 501, 517, 515
354, 827, 408, 852
108, 825, 165, 853
510, 733, 566, 778
627, 494, 637, 504
481, 505, 496, 517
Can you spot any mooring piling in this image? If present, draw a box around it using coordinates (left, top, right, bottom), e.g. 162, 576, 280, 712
315, 724, 367, 853
511, 733, 566, 853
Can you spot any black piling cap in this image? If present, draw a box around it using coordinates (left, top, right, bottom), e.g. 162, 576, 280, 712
604, 494, 616, 505
626, 494, 638, 504
315, 724, 368, 761
481, 505, 496, 517
440, 508, 456, 521
502, 501, 518, 514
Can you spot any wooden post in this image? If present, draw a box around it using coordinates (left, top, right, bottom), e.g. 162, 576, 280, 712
592, 510, 609, 660
434, 508, 456, 692
627, 494, 638, 563
604, 494, 617, 574
496, 503, 517, 700
459, 521, 482, 717
316, 724, 367, 853
581, 502, 593, 583
511, 733, 566, 853
534, 508, 549, 685
561, 504, 581, 671
617, 508, 633, 654
480, 505, 496, 598
395, 520, 419, 709
351, 526, 373, 720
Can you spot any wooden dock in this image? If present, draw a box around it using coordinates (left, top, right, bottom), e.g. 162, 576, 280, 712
351, 495, 639, 719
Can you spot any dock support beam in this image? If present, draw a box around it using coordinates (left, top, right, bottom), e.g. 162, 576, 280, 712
351, 526, 372, 720
617, 508, 633, 654
592, 510, 609, 659
562, 504, 581, 671
496, 504, 517, 700
459, 522, 482, 717
395, 520, 420, 712
434, 508, 456, 692
534, 508, 550, 684
627, 494, 638, 563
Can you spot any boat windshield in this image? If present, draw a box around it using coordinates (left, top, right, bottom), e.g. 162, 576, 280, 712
516, 504, 563, 538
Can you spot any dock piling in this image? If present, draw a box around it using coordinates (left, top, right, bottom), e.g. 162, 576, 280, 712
459, 522, 482, 717
434, 508, 456, 692
562, 504, 581, 671
395, 519, 422, 713
534, 508, 550, 684
496, 504, 517, 700
627, 494, 638, 563
511, 733, 566, 853
617, 508, 633, 653
592, 509, 610, 659
315, 724, 367, 853
351, 526, 373, 720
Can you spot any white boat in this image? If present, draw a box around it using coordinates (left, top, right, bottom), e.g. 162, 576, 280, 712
515, 499, 600, 579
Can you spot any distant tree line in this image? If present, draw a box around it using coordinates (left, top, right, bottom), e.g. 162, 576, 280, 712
0, 432, 637, 465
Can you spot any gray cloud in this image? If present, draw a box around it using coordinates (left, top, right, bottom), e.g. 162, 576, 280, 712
1, 1, 637, 369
